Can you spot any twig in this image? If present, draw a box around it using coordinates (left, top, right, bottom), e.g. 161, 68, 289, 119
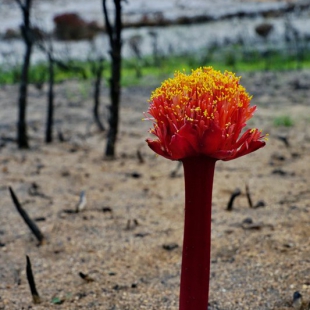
137, 149, 144, 164
102, 0, 113, 46
9, 187, 45, 245
26, 255, 41, 304
245, 184, 253, 208
170, 161, 182, 178
79, 272, 95, 283
14, 268, 21, 285
276, 135, 290, 148
254, 200, 266, 208
14, 0, 23, 9
57, 130, 66, 142
226, 188, 241, 211
92, 57, 105, 131
126, 218, 139, 230
36, 42, 86, 77
75, 191, 87, 213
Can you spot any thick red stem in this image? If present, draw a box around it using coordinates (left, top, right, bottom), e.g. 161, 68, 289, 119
179, 156, 216, 310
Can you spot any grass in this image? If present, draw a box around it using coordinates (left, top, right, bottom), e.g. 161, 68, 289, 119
121, 49, 310, 86
273, 115, 294, 127
1, 46, 310, 87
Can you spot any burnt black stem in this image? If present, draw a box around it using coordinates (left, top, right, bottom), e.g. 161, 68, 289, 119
9, 187, 45, 245
15, 0, 33, 149
79, 272, 88, 280
226, 188, 241, 211
245, 184, 254, 208
92, 57, 105, 131
276, 135, 290, 148
26, 255, 40, 304
136, 149, 144, 164
102, 0, 123, 158
45, 47, 55, 143
79, 271, 94, 282
170, 161, 182, 178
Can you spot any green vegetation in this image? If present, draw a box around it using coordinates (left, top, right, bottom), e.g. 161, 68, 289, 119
1, 46, 310, 86
273, 115, 294, 127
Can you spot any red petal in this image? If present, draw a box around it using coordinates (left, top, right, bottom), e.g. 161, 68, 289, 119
200, 122, 224, 155
210, 149, 235, 160
146, 139, 173, 160
169, 135, 197, 160
223, 140, 266, 161
178, 123, 200, 151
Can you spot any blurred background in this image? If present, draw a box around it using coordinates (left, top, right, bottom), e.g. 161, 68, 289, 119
2, 2, 310, 309
1, 0, 310, 85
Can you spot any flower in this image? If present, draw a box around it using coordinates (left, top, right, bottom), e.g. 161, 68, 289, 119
144, 67, 267, 310
146, 67, 266, 161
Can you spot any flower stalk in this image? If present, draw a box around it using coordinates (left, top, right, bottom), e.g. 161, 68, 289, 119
180, 156, 216, 310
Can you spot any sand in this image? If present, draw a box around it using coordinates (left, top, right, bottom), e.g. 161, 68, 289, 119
1, 69, 310, 309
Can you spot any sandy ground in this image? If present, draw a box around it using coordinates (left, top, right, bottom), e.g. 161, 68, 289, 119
1, 69, 310, 309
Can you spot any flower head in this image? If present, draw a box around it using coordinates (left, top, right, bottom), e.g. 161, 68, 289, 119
146, 67, 266, 161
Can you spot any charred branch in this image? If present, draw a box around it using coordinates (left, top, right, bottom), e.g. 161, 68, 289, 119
226, 188, 241, 211
15, 0, 34, 148
9, 187, 45, 245
91, 57, 105, 131
102, 0, 123, 158
245, 184, 254, 208
45, 46, 55, 143
26, 255, 41, 304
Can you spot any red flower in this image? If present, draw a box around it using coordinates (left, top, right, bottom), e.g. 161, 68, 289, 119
145, 67, 267, 310
146, 67, 266, 161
